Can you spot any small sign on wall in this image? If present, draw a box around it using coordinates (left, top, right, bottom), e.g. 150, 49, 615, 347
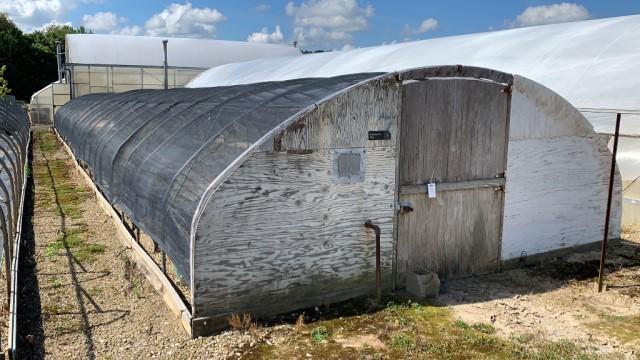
368, 130, 391, 140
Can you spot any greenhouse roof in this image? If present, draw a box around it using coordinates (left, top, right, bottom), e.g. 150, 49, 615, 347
187, 14, 640, 134
65, 34, 301, 68
55, 73, 381, 283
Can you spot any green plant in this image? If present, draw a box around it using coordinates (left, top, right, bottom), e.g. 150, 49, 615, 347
48, 277, 62, 288
0, 65, 10, 96
311, 325, 329, 343
391, 333, 414, 349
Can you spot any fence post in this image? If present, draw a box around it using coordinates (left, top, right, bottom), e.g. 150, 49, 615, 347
597, 112, 621, 292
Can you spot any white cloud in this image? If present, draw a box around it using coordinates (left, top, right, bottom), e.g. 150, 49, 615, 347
416, 18, 438, 33
286, 0, 374, 49
247, 25, 285, 44
512, 3, 589, 27
118, 25, 143, 36
81, 11, 126, 33
252, 4, 271, 12
145, 2, 226, 38
0, 0, 74, 32
403, 17, 438, 35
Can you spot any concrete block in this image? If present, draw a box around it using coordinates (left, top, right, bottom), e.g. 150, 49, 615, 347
406, 271, 440, 299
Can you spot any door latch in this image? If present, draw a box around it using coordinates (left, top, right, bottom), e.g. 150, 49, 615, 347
396, 201, 414, 212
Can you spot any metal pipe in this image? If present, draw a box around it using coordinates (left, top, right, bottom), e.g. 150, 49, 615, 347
56, 41, 63, 83
364, 220, 381, 302
598, 112, 621, 292
162, 40, 169, 90
0, 207, 10, 307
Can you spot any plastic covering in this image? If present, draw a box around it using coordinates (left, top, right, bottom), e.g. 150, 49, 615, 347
55, 73, 381, 284
0, 98, 29, 261
66, 34, 301, 68
188, 14, 640, 131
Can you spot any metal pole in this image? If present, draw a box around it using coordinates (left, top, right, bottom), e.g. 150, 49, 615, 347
55, 41, 63, 83
162, 40, 168, 90
597, 112, 621, 292
0, 208, 10, 307
364, 220, 382, 302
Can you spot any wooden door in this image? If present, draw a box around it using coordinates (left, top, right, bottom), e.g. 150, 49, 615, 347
396, 78, 510, 282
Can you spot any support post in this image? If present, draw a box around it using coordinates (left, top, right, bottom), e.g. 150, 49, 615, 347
55, 41, 63, 83
1, 214, 9, 308
364, 220, 381, 302
162, 40, 168, 90
597, 112, 621, 293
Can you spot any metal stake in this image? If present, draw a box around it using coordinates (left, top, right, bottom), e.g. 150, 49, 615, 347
162, 40, 169, 90
55, 41, 63, 83
597, 113, 621, 292
364, 220, 382, 303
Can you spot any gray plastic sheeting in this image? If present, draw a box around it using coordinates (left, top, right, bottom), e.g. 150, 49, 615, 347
55, 74, 382, 285
0, 98, 29, 262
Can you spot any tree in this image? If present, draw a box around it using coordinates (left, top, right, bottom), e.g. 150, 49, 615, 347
0, 13, 89, 101
0, 65, 10, 95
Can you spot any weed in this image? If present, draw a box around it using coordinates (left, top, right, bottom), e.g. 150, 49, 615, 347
47, 277, 63, 289
228, 313, 257, 333
311, 325, 329, 343
390, 333, 414, 349
44, 226, 104, 263
453, 320, 495, 334
295, 313, 305, 327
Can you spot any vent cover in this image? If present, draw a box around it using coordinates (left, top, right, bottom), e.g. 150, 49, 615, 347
334, 149, 365, 183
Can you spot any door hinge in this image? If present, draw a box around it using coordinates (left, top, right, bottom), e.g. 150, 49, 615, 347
494, 186, 504, 192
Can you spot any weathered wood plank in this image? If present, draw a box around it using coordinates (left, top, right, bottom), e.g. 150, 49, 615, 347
397, 188, 503, 279
277, 78, 401, 151
400, 178, 505, 195
55, 129, 193, 338
396, 78, 509, 284
502, 134, 622, 260
399, 78, 509, 185
193, 147, 396, 319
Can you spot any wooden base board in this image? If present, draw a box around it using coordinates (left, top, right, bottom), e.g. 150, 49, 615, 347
53, 129, 193, 337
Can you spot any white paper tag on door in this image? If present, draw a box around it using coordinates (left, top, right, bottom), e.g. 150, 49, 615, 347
427, 182, 436, 198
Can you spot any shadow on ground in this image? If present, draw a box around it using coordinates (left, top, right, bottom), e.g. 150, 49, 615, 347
16, 136, 44, 359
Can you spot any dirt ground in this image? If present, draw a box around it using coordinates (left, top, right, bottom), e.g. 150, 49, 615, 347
15, 130, 640, 359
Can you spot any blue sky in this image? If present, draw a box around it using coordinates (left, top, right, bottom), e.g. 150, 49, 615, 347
2, 1, 639, 50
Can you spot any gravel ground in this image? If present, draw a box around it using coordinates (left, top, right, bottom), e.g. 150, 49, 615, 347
13, 130, 640, 359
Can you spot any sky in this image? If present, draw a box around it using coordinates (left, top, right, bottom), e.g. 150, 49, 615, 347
1, 1, 639, 50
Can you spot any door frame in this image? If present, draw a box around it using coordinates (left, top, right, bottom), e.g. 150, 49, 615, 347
391, 73, 513, 288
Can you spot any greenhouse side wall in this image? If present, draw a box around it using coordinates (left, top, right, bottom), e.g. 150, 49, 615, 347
192, 78, 400, 331
501, 75, 622, 261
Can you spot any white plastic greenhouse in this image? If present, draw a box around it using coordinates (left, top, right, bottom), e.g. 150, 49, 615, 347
187, 13, 640, 225
29, 34, 300, 125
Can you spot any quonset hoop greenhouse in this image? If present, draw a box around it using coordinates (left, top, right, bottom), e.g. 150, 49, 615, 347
55, 65, 619, 336
0, 98, 30, 356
